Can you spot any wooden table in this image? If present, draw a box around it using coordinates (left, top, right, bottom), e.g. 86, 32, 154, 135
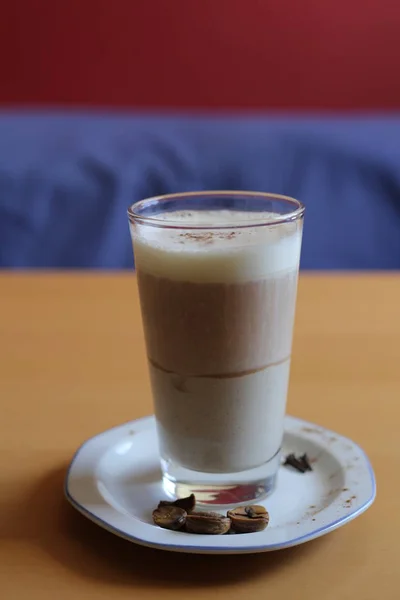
1, 273, 398, 599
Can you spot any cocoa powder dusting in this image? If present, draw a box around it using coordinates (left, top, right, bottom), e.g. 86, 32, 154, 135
179, 231, 239, 244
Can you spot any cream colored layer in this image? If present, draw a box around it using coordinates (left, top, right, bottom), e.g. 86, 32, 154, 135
150, 358, 291, 473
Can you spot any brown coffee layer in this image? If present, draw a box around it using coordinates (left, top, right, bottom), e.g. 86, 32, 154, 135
137, 270, 298, 376
147, 354, 291, 379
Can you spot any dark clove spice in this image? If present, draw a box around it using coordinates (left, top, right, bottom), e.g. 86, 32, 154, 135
299, 453, 313, 472
283, 453, 311, 473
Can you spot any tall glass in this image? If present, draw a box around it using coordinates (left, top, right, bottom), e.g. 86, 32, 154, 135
128, 191, 304, 506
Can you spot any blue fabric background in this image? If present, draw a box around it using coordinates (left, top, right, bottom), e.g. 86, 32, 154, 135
1, 112, 399, 269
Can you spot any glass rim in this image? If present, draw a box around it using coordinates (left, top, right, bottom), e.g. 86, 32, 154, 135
127, 190, 305, 230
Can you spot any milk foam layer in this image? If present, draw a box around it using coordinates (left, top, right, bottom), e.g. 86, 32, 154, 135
132, 210, 302, 283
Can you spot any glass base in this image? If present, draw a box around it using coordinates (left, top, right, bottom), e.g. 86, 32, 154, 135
161, 448, 281, 507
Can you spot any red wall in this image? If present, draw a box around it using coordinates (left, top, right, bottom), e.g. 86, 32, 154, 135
1, 0, 399, 110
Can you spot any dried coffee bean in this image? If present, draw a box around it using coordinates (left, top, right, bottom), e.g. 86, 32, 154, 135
228, 505, 269, 533
185, 511, 231, 535
158, 493, 196, 512
152, 506, 187, 531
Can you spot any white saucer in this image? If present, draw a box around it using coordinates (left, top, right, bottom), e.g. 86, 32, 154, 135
65, 415, 376, 554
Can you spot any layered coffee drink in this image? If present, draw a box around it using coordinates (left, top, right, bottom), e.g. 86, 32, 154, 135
131, 209, 303, 478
